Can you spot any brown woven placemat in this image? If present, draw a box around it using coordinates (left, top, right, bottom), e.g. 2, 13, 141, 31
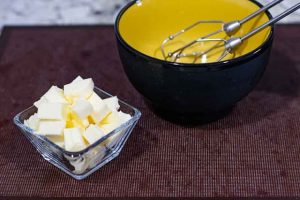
0, 25, 299, 198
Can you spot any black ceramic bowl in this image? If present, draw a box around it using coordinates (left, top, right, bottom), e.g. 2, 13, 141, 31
115, 0, 273, 123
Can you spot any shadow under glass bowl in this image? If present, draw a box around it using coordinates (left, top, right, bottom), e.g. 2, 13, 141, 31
114, 0, 274, 123
13, 87, 141, 180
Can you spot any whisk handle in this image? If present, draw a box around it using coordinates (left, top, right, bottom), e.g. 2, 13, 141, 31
239, 0, 284, 24
241, 3, 300, 41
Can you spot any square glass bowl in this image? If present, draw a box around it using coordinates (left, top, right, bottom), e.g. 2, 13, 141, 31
13, 87, 141, 180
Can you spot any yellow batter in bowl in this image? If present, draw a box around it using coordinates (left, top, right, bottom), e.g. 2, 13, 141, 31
118, 0, 272, 63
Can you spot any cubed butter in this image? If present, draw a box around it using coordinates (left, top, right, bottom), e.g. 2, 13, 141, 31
100, 111, 119, 125
83, 124, 107, 144
103, 96, 120, 111
72, 76, 83, 83
100, 111, 131, 134
64, 127, 86, 152
90, 107, 111, 124
38, 120, 66, 136
46, 135, 65, 148
72, 118, 89, 129
102, 112, 131, 148
88, 92, 111, 123
72, 99, 93, 120
100, 124, 118, 134
24, 113, 40, 131
43, 86, 68, 103
82, 118, 90, 128
34, 97, 48, 108
66, 120, 74, 128
118, 111, 132, 124
24, 76, 133, 152
64, 78, 94, 100
34, 86, 68, 107
67, 112, 89, 129
37, 103, 67, 120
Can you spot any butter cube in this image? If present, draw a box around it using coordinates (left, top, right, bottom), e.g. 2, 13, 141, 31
38, 120, 66, 136
88, 92, 111, 123
64, 78, 94, 100
100, 111, 119, 125
72, 76, 83, 83
102, 112, 131, 148
100, 124, 118, 134
72, 99, 93, 120
34, 86, 68, 107
24, 113, 40, 131
72, 118, 90, 129
82, 118, 90, 128
103, 96, 120, 111
83, 125, 107, 144
37, 103, 67, 120
66, 77, 83, 103
34, 97, 48, 108
100, 111, 131, 134
67, 112, 89, 129
64, 128, 86, 152
46, 135, 65, 148
44, 86, 68, 103
118, 111, 132, 124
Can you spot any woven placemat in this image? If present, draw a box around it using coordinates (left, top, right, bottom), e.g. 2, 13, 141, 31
0, 25, 299, 197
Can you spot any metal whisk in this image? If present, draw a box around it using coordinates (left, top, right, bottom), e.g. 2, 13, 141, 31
161, 1, 299, 63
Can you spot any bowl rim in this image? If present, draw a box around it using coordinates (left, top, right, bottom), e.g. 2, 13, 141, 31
115, 0, 274, 70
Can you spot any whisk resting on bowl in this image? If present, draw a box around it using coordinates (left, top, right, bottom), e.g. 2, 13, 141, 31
161, 0, 300, 63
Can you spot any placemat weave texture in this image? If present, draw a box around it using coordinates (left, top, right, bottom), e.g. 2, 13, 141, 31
0, 25, 299, 197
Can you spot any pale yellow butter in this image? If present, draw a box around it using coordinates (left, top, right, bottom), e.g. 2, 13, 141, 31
33, 97, 47, 108
100, 111, 131, 133
46, 135, 65, 148
25, 76, 132, 153
83, 124, 107, 144
64, 127, 86, 152
103, 96, 120, 111
64, 78, 94, 100
72, 76, 83, 83
88, 92, 111, 123
38, 120, 66, 136
43, 86, 68, 103
34, 86, 68, 108
37, 102, 67, 120
24, 113, 40, 131
72, 99, 93, 120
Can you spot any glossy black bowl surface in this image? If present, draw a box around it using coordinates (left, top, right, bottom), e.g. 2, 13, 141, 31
115, 0, 274, 123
